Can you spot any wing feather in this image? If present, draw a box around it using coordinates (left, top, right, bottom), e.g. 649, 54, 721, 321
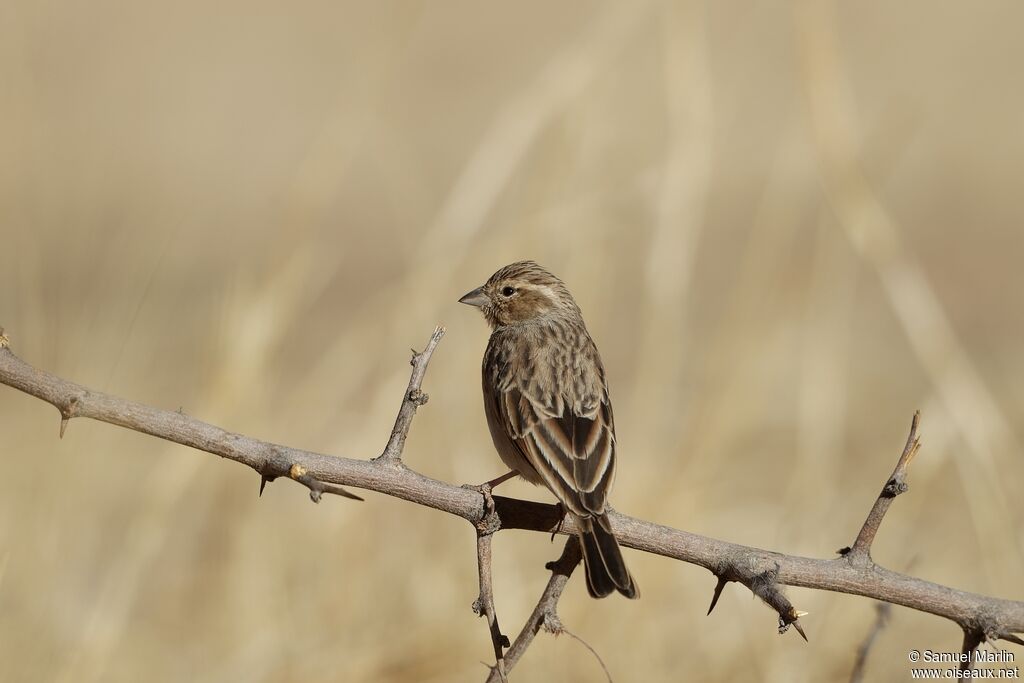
498, 384, 616, 517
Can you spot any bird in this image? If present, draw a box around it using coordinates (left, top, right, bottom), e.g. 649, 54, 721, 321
459, 260, 638, 599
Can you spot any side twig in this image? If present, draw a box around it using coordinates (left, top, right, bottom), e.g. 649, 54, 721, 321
472, 487, 509, 681
842, 411, 921, 565
287, 463, 363, 503
375, 326, 446, 466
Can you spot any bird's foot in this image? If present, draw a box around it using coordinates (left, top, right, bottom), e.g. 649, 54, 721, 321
461, 481, 496, 514
462, 482, 503, 534
550, 502, 567, 542
461, 471, 517, 500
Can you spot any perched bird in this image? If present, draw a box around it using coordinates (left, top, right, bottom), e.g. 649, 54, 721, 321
459, 261, 638, 599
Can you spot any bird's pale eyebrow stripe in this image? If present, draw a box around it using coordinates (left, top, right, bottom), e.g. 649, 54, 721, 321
521, 283, 558, 301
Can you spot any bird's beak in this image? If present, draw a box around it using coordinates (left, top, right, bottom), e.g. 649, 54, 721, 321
458, 286, 488, 308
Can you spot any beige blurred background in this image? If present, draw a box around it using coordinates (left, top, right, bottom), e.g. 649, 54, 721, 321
2, 1, 1023, 681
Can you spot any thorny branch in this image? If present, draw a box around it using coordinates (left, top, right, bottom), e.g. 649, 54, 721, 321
1, 326, 1022, 678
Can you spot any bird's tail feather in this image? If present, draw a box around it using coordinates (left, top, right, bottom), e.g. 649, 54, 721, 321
579, 514, 639, 599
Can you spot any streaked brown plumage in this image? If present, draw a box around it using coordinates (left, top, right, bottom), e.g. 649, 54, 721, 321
460, 261, 638, 599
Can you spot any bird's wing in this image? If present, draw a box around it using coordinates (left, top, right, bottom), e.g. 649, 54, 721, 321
495, 372, 616, 518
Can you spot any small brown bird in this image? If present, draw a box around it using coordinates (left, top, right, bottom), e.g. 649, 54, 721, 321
460, 261, 638, 599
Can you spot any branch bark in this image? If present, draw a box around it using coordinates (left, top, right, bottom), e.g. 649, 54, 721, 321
1, 326, 1022, 675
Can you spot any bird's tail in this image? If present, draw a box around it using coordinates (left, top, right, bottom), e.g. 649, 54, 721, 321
578, 514, 639, 599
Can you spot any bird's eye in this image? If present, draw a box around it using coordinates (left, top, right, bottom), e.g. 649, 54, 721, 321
501, 286, 516, 297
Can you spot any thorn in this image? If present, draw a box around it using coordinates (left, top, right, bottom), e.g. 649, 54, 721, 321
259, 475, 270, 497
331, 485, 363, 501
707, 576, 728, 615
59, 397, 80, 439
779, 607, 810, 642
837, 546, 851, 556
1000, 633, 1024, 646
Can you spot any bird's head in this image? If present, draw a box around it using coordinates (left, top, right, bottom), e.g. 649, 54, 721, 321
459, 260, 580, 328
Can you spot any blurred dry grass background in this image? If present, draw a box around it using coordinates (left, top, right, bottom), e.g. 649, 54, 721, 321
2, 1, 1023, 681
